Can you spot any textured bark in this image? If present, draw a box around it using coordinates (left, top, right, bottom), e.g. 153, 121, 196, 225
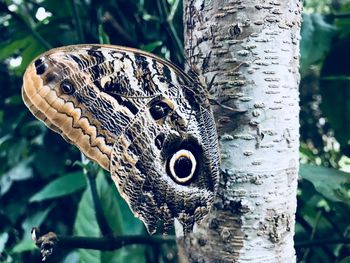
177, 1, 302, 262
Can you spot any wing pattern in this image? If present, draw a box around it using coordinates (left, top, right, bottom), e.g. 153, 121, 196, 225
22, 44, 219, 233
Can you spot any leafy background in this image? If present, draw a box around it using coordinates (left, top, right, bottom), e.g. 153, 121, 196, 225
0, 0, 350, 262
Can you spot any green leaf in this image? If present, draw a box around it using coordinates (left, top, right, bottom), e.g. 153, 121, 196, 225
0, 134, 12, 149
62, 251, 80, 263
300, 13, 337, 74
98, 25, 110, 45
0, 110, 3, 126
319, 35, 350, 148
105, 246, 147, 263
74, 170, 146, 262
4, 95, 23, 106
16, 40, 45, 75
11, 239, 36, 253
140, 41, 163, 52
7, 138, 27, 166
339, 256, 350, 263
115, 192, 145, 235
300, 164, 350, 204
0, 233, 9, 253
0, 37, 31, 61
74, 177, 100, 262
0, 157, 33, 196
33, 147, 66, 176
30, 172, 86, 202
74, 170, 122, 262
142, 13, 158, 21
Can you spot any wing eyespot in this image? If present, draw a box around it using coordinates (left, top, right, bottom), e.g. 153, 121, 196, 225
34, 57, 47, 75
60, 80, 75, 95
44, 72, 58, 84
149, 101, 172, 120
168, 149, 196, 184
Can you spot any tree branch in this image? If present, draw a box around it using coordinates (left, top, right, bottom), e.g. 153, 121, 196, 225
58, 234, 174, 250
31, 228, 175, 261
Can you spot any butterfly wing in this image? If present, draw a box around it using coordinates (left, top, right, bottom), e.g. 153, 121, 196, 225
22, 44, 220, 233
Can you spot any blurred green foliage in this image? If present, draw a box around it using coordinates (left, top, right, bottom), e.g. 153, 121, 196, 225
0, 0, 350, 262
0, 0, 180, 262
298, 1, 350, 262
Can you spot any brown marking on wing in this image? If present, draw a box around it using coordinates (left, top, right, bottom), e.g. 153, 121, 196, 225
22, 64, 112, 170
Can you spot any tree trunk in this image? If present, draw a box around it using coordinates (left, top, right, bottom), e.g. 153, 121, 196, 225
177, 1, 302, 262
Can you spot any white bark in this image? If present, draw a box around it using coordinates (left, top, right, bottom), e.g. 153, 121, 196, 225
178, 1, 302, 262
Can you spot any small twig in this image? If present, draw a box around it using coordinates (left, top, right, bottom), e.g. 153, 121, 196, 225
329, 12, 350, 19
156, 0, 167, 19
31, 228, 175, 261
301, 210, 322, 262
81, 154, 113, 236
70, 0, 85, 43
102, 11, 135, 45
296, 212, 335, 259
167, 0, 180, 22
166, 0, 184, 62
321, 75, 350, 81
168, 22, 184, 58
321, 210, 344, 237
157, 0, 184, 62
295, 237, 350, 247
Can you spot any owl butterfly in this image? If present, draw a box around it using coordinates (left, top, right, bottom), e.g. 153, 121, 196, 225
22, 45, 219, 234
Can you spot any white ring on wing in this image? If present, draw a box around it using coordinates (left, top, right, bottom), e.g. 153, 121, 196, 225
169, 149, 196, 183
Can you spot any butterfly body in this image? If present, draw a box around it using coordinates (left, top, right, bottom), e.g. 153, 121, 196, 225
22, 45, 219, 234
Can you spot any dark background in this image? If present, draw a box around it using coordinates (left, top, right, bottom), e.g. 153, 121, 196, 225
0, 0, 350, 262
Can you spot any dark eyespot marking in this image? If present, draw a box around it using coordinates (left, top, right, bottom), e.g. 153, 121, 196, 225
34, 57, 47, 75
60, 80, 75, 95
155, 133, 165, 150
167, 149, 197, 184
149, 101, 172, 120
174, 156, 193, 178
44, 72, 58, 83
